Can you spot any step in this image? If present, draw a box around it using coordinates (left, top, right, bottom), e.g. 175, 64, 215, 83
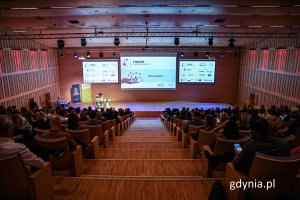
53, 176, 221, 200
114, 136, 177, 142
97, 148, 192, 159
82, 159, 202, 176
108, 141, 182, 149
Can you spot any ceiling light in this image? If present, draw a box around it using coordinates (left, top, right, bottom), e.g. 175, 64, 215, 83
113, 52, 116, 57
206, 52, 210, 58
99, 52, 104, 58
228, 38, 236, 48
114, 38, 120, 46
74, 52, 78, 58
220, 52, 224, 58
194, 52, 199, 57
208, 37, 213, 46
180, 52, 184, 57
60, 53, 64, 59
11, 7, 39, 10
174, 37, 180, 46
57, 40, 64, 49
86, 51, 90, 58
81, 38, 87, 47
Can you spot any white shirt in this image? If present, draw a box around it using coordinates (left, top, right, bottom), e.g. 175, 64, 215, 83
0, 137, 44, 169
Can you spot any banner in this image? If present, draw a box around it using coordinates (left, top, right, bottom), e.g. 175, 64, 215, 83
81, 83, 92, 102
71, 84, 81, 103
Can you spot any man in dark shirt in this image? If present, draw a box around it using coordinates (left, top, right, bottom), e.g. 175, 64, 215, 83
233, 118, 289, 174
85, 110, 102, 126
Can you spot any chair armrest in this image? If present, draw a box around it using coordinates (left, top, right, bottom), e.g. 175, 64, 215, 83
70, 145, 83, 176
201, 145, 215, 178
104, 130, 110, 148
177, 127, 182, 141
29, 162, 54, 200
224, 162, 247, 200
111, 126, 116, 141
90, 136, 99, 159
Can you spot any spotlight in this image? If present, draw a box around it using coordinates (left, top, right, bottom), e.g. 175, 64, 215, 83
57, 40, 64, 49
208, 37, 213, 46
99, 52, 103, 58
220, 52, 224, 58
228, 38, 236, 48
113, 52, 116, 57
74, 52, 78, 58
206, 52, 210, 58
194, 52, 199, 57
174, 37, 179, 46
60, 53, 64, 58
180, 52, 184, 57
114, 37, 120, 46
81, 38, 87, 47
86, 51, 90, 58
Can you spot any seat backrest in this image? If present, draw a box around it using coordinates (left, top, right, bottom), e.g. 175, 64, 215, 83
34, 127, 49, 135
247, 152, 300, 199
0, 154, 30, 199
84, 124, 103, 139
65, 128, 91, 145
198, 130, 217, 147
294, 127, 300, 147
187, 125, 202, 142
102, 121, 112, 131
213, 136, 252, 155
180, 120, 189, 130
35, 135, 71, 171
239, 129, 252, 137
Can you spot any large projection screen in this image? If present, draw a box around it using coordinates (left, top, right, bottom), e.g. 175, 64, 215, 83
178, 60, 216, 84
82, 60, 119, 83
120, 53, 177, 89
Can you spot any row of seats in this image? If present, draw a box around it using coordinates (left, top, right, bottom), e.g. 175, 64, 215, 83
161, 114, 300, 200
0, 113, 136, 200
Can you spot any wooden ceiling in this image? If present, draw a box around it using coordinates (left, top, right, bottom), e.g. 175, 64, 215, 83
0, 0, 299, 48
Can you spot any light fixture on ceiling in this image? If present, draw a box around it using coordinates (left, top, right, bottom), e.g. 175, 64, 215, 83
81, 38, 87, 47
113, 52, 116, 57
174, 37, 179, 46
208, 37, 213, 46
206, 52, 210, 58
74, 52, 78, 58
57, 39, 64, 49
220, 52, 224, 58
228, 38, 236, 48
86, 51, 90, 58
99, 52, 103, 58
194, 52, 199, 57
114, 37, 120, 46
180, 52, 184, 57
60, 53, 64, 58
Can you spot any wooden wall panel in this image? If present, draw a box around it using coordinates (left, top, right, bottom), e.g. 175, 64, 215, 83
0, 33, 60, 109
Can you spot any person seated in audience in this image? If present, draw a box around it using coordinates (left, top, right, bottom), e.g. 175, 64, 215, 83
264, 114, 284, 137
204, 118, 289, 171
33, 111, 51, 130
249, 109, 259, 128
40, 116, 77, 151
29, 98, 38, 111
233, 118, 289, 174
56, 106, 67, 124
239, 112, 251, 130
79, 110, 89, 122
0, 115, 44, 172
284, 107, 300, 135
67, 112, 84, 130
183, 111, 204, 133
202, 115, 218, 132
95, 110, 106, 122
222, 118, 243, 139
47, 108, 56, 118
86, 110, 102, 126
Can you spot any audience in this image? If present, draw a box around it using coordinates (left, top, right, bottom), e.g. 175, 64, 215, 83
0, 115, 44, 172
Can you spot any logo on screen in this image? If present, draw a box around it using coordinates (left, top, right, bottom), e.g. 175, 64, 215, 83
123, 59, 131, 67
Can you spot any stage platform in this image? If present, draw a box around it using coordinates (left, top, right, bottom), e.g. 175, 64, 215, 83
69, 101, 231, 118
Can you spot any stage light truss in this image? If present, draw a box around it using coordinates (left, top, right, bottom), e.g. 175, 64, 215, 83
0, 31, 297, 40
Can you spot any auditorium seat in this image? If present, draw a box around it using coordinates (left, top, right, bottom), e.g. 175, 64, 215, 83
65, 128, 99, 159
224, 152, 300, 200
202, 136, 252, 178
197, 130, 217, 155
84, 124, 104, 145
0, 154, 54, 200
35, 135, 83, 176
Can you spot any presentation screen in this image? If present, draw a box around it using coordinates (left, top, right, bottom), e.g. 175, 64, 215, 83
178, 60, 216, 84
82, 60, 119, 83
120, 53, 177, 89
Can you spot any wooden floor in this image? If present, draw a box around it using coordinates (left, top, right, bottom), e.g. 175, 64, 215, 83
54, 118, 222, 200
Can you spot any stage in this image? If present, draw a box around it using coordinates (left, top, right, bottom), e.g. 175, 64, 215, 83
68, 101, 231, 118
